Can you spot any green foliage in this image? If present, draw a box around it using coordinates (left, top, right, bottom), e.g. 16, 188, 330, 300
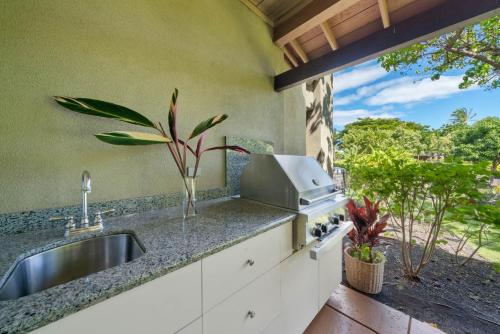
445, 203, 500, 266
351, 244, 385, 264
94, 131, 171, 145
341, 117, 428, 132
189, 114, 229, 139
378, 16, 500, 90
451, 117, 500, 171
448, 203, 500, 229
339, 118, 428, 151
347, 148, 416, 199
53, 96, 156, 128
347, 148, 490, 278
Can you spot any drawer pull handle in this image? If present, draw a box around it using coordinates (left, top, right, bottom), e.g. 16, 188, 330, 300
248, 310, 256, 318
247, 259, 255, 266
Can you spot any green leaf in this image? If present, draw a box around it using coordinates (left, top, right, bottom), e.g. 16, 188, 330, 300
95, 131, 171, 145
189, 114, 228, 139
54, 96, 156, 128
168, 88, 179, 140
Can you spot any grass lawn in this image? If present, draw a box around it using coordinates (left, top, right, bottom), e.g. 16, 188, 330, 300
443, 221, 500, 272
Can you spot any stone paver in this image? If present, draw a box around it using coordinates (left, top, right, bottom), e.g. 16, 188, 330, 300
305, 305, 375, 334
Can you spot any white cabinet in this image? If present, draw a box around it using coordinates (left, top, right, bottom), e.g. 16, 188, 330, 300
279, 221, 293, 261
175, 318, 202, 334
263, 228, 347, 334
32, 220, 344, 334
202, 225, 282, 312
318, 240, 342, 307
262, 245, 319, 334
203, 266, 281, 334
33, 262, 202, 334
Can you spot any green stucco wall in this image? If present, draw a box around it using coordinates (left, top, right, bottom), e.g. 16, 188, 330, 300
0, 0, 303, 213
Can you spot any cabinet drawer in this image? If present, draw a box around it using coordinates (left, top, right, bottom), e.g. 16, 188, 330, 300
203, 266, 280, 334
33, 262, 202, 334
202, 226, 282, 311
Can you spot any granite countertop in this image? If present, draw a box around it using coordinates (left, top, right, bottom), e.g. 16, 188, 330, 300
0, 197, 296, 333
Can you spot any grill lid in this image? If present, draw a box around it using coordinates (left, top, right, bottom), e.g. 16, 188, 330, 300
240, 154, 338, 211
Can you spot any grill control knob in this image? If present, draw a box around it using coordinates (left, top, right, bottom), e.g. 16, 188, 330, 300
312, 226, 322, 238
329, 216, 340, 224
320, 224, 328, 233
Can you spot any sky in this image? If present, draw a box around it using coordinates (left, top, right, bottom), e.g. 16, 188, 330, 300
332, 60, 500, 130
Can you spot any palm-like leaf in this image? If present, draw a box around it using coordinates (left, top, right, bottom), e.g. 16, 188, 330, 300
54, 97, 155, 128
95, 131, 171, 145
189, 114, 228, 139
167, 88, 179, 140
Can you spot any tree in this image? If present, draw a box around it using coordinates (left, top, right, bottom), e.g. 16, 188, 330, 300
450, 107, 477, 125
452, 117, 500, 172
348, 149, 490, 279
379, 16, 500, 90
338, 118, 429, 156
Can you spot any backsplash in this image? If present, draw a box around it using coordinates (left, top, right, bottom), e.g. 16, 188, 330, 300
225, 136, 274, 196
0, 188, 228, 235
0, 136, 273, 235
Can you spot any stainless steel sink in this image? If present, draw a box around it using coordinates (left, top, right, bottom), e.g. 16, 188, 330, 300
0, 233, 145, 301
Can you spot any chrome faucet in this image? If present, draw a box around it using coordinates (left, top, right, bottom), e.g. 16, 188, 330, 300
81, 171, 91, 228
50, 171, 115, 237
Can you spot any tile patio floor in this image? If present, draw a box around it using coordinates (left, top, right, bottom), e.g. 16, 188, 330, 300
305, 285, 446, 334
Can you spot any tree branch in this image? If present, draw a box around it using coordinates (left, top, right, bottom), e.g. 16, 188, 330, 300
447, 47, 500, 69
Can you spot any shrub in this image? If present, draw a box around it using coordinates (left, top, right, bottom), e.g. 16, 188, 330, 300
348, 149, 489, 279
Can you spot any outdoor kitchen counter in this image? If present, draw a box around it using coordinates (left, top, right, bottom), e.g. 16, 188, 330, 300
0, 197, 296, 333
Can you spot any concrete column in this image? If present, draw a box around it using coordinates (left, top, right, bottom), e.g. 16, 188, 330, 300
304, 75, 334, 176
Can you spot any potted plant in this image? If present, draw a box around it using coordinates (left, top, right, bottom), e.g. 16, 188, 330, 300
54, 89, 249, 218
344, 196, 389, 294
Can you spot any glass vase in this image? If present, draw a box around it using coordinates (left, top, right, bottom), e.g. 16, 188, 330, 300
181, 175, 197, 218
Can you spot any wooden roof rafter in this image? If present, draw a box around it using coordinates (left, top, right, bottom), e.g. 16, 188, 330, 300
378, 0, 391, 28
320, 21, 339, 50
283, 46, 299, 67
274, 0, 359, 47
274, 0, 500, 90
290, 39, 310, 63
238, 0, 500, 91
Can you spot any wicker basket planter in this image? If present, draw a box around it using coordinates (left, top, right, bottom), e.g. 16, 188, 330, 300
344, 247, 385, 294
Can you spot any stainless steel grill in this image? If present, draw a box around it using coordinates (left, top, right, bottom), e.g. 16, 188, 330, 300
240, 154, 349, 251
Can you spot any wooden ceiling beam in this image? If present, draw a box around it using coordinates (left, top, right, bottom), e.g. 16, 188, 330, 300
320, 21, 339, 50
283, 46, 299, 67
378, 0, 391, 28
274, 0, 500, 91
290, 39, 310, 63
240, 0, 274, 27
274, 0, 359, 47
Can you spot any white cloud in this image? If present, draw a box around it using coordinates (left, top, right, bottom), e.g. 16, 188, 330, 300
333, 65, 388, 94
335, 94, 359, 106
333, 108, 404, 126
334, 77, 412, 106
366, 75, 477, 105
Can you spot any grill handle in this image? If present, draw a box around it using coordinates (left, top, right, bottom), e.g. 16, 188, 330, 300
300, 190, 342, 205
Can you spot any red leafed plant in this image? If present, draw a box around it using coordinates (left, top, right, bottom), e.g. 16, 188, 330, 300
346, 197, 389, 263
